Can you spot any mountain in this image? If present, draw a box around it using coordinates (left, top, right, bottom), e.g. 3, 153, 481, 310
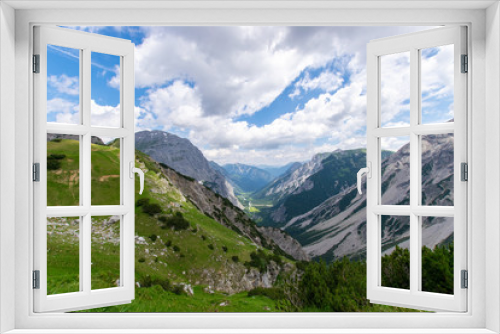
253, 152, 332, 204
220, 163, 275, 193
47, 133, 104, 145
280, 134, 454, 262
135, 131, 242, 208
257, 149, 392, 226
258, 162, 302, 178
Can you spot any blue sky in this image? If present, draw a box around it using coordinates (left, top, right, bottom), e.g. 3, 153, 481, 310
47, 26, 453, 166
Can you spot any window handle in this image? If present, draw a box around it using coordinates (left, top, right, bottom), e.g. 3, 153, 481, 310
130, 162, 145, 195
357, 162, 372, 195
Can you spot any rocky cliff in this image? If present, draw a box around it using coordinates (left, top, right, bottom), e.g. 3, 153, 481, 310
135, 130, 242, 208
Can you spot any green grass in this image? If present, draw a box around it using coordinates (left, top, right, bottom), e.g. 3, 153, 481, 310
80, 286, 277, 312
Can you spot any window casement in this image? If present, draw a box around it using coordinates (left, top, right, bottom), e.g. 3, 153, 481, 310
33, 26, 139, 312
364, 26, 467, 312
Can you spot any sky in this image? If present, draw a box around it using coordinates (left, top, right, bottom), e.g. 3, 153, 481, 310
46, 26, 454, 166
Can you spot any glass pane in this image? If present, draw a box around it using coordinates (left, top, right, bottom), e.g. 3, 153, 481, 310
421, 45, 454, 124
47, 45, 80, 125
91, 138, 121, 206
381, 136, 410, 205
91, 52, 121, 128
47, 133, 80, 206
421, 216, 454, 294
421, 134, 454, 206
92, 215, 121, 290
47, 216, 80, 295
381, 215, 410, 290
380, 51, 410, 127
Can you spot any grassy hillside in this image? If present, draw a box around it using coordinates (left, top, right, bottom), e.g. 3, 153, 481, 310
46, 139, 284, 312
46, 138, 421, 313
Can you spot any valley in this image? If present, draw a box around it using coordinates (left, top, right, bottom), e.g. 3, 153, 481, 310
45, 130, 454, 312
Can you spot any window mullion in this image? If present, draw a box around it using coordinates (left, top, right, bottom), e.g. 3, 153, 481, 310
82, 47, 92, 294
409, 47, 420, 294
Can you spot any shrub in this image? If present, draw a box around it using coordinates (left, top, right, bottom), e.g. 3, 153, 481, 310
160, 212, 190, 230
143, 203, 162, 216
136, 198, 150, 207
172, 285, 186, 295
51, 138, 62, 143
47, 158, 61, 170
222, 246, 228, 252
191, 227, 198, 233
49, 153, 66, 160
165, 240, 172, 248
231, 256, 239, 263
180, 253, 185, 258
207, 244, 214, 250
154, 257, 159, 263
173, 245, 180, 252
158, 216, 168, 223
201, 235, 207, 241
248, 287, 285, 300
149, 234, 157, 242
138, 258, 146, 263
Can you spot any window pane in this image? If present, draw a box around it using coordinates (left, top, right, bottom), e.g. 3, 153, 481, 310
381, 136, 410, 205
47, 45, 80, 125
421, 45, 454, 124
91, 138, 121, 206
91, 52, 121, 128
421, 216, 454, 294
47, 216, 80, 295
92, 215, 121, 290
380, 52, 410, 127
47, 134, 80, 206
381, 215, 410, 290
421, 134, 454, 206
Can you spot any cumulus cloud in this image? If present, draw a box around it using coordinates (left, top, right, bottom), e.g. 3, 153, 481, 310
124, 26, 430, 120
48, 74, 79, 95
118, 26, 435, 165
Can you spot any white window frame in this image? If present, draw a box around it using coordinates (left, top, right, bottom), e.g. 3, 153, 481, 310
1, 1, 499, 333
33, 25, 136, 313
366, 26, 468, 312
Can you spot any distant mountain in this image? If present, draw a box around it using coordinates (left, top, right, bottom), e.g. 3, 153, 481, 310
253, 152, 332, 204
281, 134, 453, 262
135, 131, 242, 208
221, 163, 275, 193
258, 162, 302, 178
256, 150, 392, 225
47, 133, 104, 145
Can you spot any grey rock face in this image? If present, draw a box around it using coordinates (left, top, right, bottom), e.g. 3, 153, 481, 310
135, 130, 242, 208
281, 134, 454, 262
258, 226, 310, 261
254, 153, 330, 205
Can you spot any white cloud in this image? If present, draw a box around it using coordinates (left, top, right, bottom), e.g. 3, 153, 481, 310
123, 26, 430, 121
140, 67, 368, 165
289, 70, 343, 99
127, 26, 436, 165
90, 100, 121, 127
48, 74, 79, 95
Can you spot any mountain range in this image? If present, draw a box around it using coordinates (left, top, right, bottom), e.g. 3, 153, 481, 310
133, 129, 453, 262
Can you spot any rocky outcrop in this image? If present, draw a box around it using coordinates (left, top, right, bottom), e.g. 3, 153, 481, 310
258, 226, 310, 262
135, 130, 242, 208
191, 261, 294, 294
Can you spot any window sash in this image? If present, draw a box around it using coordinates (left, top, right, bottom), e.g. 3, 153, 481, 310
33, 26, 136, 313
366, 26, 468, 312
